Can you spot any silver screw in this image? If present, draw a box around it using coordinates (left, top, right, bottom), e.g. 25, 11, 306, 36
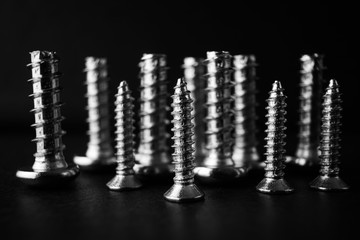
164, 78, 204, 202
309, 79, 349, 191
107, 81, 142, 190
194, 51, 243, 181
287, 54, 325, 166
135, 53, 172, 177
256, 81, 294, 194
182, 57, 206, 163
16, 50, 79, 186
74, 57, 116, 171
232, 54, 261, 171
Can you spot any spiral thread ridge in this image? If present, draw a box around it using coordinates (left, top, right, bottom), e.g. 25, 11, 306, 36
28, 50, 67, 171
114, 81, 136, 176
202, 51, 234, 167
171, 78, 195, 184
183, 57, 206, 160
137, 53, 170, 165
232, 55, 259, 165
84, 57, 113, 159
264, 81, 287, 179
295, 54, 325, 162
319, 80, 342, 176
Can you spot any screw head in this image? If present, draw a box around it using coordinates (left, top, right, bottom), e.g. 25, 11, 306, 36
256, 178, 294, 194
164, 183, 204, 203
73, 156, 116, 172
310, 175, 349, 191
106, 175, 142, 191
16, 164, 80, 187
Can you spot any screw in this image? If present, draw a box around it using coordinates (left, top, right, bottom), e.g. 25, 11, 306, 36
74, 57, 116, 171
287, 54, 325, 167
182, 57, 206, 163
164, 78, 205, 202
194, 51, 243, 181
16, 50, 79, 187
309, 79, 349, 191
256, 81, 294, 194
232, 54, 261, 171
135, 53, 172, 177
107, 81, 142, 190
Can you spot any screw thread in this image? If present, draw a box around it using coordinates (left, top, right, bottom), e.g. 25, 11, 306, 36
264, 81, 287, 178
203, 51, 234, 167
295, 54, 325, 162
319, 80, 342, 176
114, 81, 136, 175
232, 55, 259, 166
171, 78, 195, 184
183, 57, 206, 159
84, 57, 113, 159
137, 53, 170, 165
28, 51, 67, 171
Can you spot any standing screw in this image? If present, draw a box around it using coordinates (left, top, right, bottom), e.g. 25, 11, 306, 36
232, 54, 261, 171
74, 57, 116, 171
164, 78, 204, 202
194, 51, 242, 181
309, 80, 349, 191
135, 53, 172, 177
288, 54, 325, 166
256, 81, 294, 194
16, 50, 79, 186
182, 57, 206, 163
107, 81, 142, 190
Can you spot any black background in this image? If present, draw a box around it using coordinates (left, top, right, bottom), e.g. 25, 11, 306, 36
0, 1, 359, 240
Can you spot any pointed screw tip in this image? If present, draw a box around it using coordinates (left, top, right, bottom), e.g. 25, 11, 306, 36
329, 79, 338, 87
272, 80, 283, 90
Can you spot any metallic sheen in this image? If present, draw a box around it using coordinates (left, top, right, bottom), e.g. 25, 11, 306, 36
16, 50, 79, 187
74, 57, 116, 171
135, 54, 172, 177
107, 81, 142, 190
164, 78, 204, 202
256, 81, 294, 194
309, 80, 349, 191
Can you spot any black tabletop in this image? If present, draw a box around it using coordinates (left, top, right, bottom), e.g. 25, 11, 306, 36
0, 132, 359, 240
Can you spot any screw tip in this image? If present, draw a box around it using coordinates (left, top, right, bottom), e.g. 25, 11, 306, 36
329, 79, 338, 88
272, 80, 283, 90
118, 80, 129, 92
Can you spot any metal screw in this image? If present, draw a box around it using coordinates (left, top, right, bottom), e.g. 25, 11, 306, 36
135, 53, 172, 177
107, 81, 142, 190
232, 54, 261, 171
16, 50, 79, 187
194, 51, 243, 181
256, 81, 294, 194
182, 57, 206, 163
309, 79, 349, 191
164, 78, 204, 202
74, 57, 116, 171
287, 54, 325, 166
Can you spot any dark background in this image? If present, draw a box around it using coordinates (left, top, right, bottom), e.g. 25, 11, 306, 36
0, 1, 359, 240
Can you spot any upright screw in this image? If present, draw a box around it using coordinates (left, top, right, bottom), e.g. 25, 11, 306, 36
164, 78, 204, 202
74, 57, 116, 171
232, 54, 261, 171
135, 53, 172, 177
256, 81, 294, 194
16, 50, 79, 186
182, 57, 206, 163
194, 51, 243, 181
309, 80, 349, 191
288, 54, 325, 166
107, 81, 142, 190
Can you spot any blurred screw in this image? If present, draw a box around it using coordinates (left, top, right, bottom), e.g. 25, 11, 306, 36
287, 54, 325, 167
309, 79, 349, 191
107, 81, 142, 190
164, 78, 204, 202
16, 50, 79, 187
135, 53, 172, 177
182, 57, 206, 163
194, 51, 243, 181
232, 54, 261, 171
74, 57, 116, 171
256, 81, 294, 194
